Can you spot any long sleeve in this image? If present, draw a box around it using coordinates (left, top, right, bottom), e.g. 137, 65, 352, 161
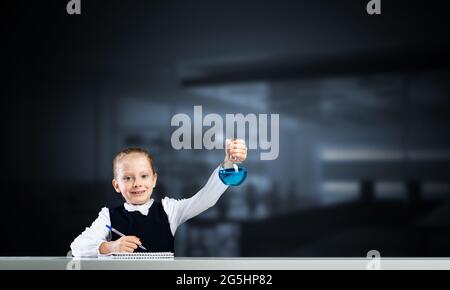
70, 207, 111, 257
162, 165, 229, 235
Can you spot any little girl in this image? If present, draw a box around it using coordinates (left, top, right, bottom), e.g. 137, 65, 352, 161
70, 139, 247, 256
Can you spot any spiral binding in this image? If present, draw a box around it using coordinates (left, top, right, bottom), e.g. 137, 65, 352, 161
111, 252, 174, 260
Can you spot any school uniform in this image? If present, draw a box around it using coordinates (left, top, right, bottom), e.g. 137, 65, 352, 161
70, 166, 228, 257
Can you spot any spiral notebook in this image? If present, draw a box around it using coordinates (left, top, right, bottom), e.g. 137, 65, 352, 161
108, 252, 174, 260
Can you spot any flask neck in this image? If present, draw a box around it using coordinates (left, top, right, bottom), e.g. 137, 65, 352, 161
222, 160, 241, 169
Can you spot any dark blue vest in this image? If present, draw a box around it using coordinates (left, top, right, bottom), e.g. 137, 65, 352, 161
109, 201, 174, 253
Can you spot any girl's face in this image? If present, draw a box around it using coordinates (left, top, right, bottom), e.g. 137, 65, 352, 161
112, 153, 157, 205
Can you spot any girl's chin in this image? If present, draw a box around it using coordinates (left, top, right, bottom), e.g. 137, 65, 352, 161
129, 195, 150, 205
130, 201, 148, 205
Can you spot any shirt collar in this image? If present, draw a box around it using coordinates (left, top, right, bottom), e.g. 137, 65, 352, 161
124, 199, 154, 216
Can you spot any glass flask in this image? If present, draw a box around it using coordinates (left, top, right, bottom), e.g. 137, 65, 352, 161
218, 140, 247, 186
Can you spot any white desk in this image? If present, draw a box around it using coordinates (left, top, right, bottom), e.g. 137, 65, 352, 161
1, 257, 449, 270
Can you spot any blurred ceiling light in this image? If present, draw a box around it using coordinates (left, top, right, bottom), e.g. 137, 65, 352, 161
375, 181, 407, 200
321, 181, 360, 193
407, 150, 450, 161
188, 82, 269, 111
321, 148, 450, 162
375, 181, 406, 193
423, 182, 449, 194
321, 148, 404, 162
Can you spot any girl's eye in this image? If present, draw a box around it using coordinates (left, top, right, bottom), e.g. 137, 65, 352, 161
142, 175, 149, 179
124, 177, 131, 181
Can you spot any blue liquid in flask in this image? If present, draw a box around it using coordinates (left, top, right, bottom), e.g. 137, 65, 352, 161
219, 166, 247, 186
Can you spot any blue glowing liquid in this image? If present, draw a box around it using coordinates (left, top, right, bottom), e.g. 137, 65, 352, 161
218, 166, 247, 186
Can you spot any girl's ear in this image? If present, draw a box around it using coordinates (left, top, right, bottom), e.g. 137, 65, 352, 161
112, 179, 121, 193
152, 173, 158, 188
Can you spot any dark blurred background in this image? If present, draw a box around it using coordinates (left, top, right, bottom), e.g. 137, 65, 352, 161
2, 0, 450, 257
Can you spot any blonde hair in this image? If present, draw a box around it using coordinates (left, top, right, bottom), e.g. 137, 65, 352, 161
112, 147, 156, 178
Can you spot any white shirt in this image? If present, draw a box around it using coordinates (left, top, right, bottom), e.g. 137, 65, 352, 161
70, 165, 228, 257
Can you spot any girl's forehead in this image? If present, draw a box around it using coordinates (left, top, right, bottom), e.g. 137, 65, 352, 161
117, 153, 151, 169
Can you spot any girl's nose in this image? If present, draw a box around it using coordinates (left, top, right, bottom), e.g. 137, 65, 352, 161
133, 179, 143, 187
